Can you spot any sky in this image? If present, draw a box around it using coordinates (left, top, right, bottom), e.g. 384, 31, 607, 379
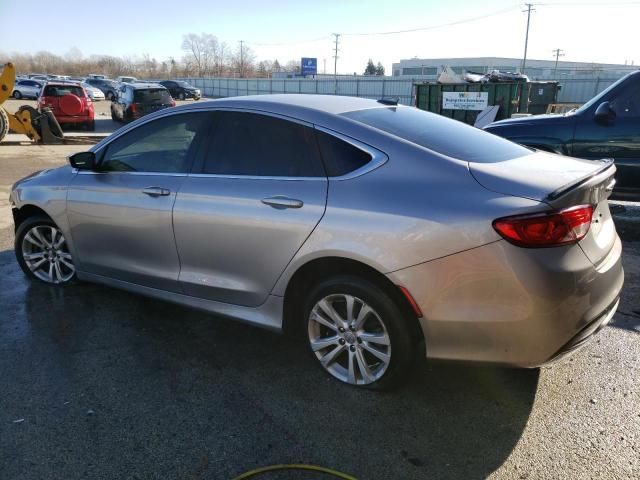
1, 0, 639, 73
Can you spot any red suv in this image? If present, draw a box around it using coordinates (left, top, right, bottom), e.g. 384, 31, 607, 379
38, 82, 95, 131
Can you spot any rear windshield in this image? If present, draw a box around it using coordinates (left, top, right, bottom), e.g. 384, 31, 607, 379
342, 106, 532, 163
43, 85, 85, 97
134, 88, 172, 104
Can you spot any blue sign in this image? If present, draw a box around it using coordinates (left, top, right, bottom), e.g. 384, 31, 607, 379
301, 57, 318, 76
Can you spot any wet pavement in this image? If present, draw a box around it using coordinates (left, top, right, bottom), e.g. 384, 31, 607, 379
0, 146, 639, 479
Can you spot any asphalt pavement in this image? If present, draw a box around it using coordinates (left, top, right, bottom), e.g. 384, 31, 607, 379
0, 144, 638, 480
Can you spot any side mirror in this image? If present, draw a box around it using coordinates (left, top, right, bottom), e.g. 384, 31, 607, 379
594, 101, 616, 124
69, 151, 96, 170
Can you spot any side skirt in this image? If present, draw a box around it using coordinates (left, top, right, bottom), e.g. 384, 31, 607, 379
77, 271, 284, 331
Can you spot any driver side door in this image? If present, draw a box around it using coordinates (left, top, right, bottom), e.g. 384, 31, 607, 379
66, 111, 211, 291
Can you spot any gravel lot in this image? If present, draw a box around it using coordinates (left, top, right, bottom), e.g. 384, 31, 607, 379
0, 140, 638, 479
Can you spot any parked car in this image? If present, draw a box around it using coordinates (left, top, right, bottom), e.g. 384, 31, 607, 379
110, 83, 174, 122
37, 82, 95, 130
87, 74, 107, 80
115, 75, 137, 84
81, 82, 106, 101
484, 70, 640, 201
12, 79, 43, 99
158, 80, 201, 100
10, 95, 623, 389
84, 78, 119, 100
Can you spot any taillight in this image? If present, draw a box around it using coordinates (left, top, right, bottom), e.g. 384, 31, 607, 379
129, 103, 137, 113
493, 205, 593, 248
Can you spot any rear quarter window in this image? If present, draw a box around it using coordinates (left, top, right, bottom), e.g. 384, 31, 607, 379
315, 130, 372, 176
342, 106, 532, 163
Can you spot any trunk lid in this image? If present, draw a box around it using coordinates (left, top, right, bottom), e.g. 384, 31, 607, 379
470, 152, 617, 266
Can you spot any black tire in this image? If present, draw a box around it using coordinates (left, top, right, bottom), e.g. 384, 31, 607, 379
15, 215, 78, 286
178, 92, 185, 100
110, 107, 119, 122
0, 108, 9, 142
13, 90, 22, 99
303, 275, 417, 390
107, 91, 114, 100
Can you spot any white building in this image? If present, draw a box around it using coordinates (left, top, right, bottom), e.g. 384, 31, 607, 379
392, 57, 637, 80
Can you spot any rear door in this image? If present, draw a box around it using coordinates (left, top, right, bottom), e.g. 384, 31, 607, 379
173, 110, 328, 306
66, 111, 210, 291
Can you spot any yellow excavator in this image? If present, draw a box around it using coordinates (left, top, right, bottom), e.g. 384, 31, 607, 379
0, 62, 64, 144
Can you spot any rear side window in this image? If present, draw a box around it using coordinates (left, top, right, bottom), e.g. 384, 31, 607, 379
134, 88, 172, 104
315, 130, 372, 176
342, 106, 532, 163
202, 111, 325, 177
43, 85, 84, 97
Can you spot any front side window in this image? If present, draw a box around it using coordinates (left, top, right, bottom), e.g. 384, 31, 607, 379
202, 111, 325, 177
611, 85, 639, 117
99, 113, 209, 173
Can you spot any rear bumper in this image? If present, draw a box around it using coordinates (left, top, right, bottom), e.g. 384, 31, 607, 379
387, 236, 624, 367
56, 114, 93, 124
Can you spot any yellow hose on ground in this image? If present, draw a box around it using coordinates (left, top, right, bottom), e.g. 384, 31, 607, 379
231, 464, 357, 480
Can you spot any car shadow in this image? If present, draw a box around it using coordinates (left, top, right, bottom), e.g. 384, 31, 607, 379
1, 250, 538, 479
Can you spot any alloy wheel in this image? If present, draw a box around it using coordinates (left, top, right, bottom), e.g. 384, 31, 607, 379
21, 225, 75, 284
308, 294, 391, 385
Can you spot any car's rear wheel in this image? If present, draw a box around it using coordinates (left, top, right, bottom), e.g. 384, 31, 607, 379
178, 92, 185, 100
15, 215, 77, 286
304, 275, 416, 389
107, 91, 114, 100
13, 90, 22, 99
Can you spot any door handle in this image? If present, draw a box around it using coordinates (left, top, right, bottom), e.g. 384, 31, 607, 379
142, 186, 171, 197
261, 196, 304, 209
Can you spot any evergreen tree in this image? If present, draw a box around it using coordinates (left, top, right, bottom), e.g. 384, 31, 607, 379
375, 62, 385, 76
364, 58, 376, 75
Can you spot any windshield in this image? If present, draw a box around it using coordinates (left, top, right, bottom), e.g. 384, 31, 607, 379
134, 88, 172, 104
342, 106, 532, 163
574, 74, 630, 114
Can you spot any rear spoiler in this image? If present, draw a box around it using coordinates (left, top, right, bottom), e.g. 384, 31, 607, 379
545, 159, 616, 202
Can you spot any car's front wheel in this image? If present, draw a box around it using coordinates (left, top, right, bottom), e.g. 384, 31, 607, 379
13, 90, 22, 99
15, 215, 77, 285
304, 275, 416, 389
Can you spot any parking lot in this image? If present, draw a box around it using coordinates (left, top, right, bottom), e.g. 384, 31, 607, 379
0, 139, 638, 479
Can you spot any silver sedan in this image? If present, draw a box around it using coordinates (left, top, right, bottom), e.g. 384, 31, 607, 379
9, 95, 623, 389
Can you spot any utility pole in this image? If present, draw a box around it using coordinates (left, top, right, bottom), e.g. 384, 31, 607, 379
332, 33, 340, 94
521, 3, 535, 73
239, 40, 244, 78
552, 48, 565, 78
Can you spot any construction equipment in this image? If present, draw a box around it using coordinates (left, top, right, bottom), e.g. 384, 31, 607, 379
0, 62, 64, 144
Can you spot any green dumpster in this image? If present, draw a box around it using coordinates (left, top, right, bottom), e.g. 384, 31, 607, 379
414, 81, 560, 125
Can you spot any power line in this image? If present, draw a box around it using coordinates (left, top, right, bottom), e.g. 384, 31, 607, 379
244, 35, 331, 47
342, 5, 520, 36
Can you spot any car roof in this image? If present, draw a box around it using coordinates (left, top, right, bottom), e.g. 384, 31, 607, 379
170, 94, 390, 119
43, 81, 85, 87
